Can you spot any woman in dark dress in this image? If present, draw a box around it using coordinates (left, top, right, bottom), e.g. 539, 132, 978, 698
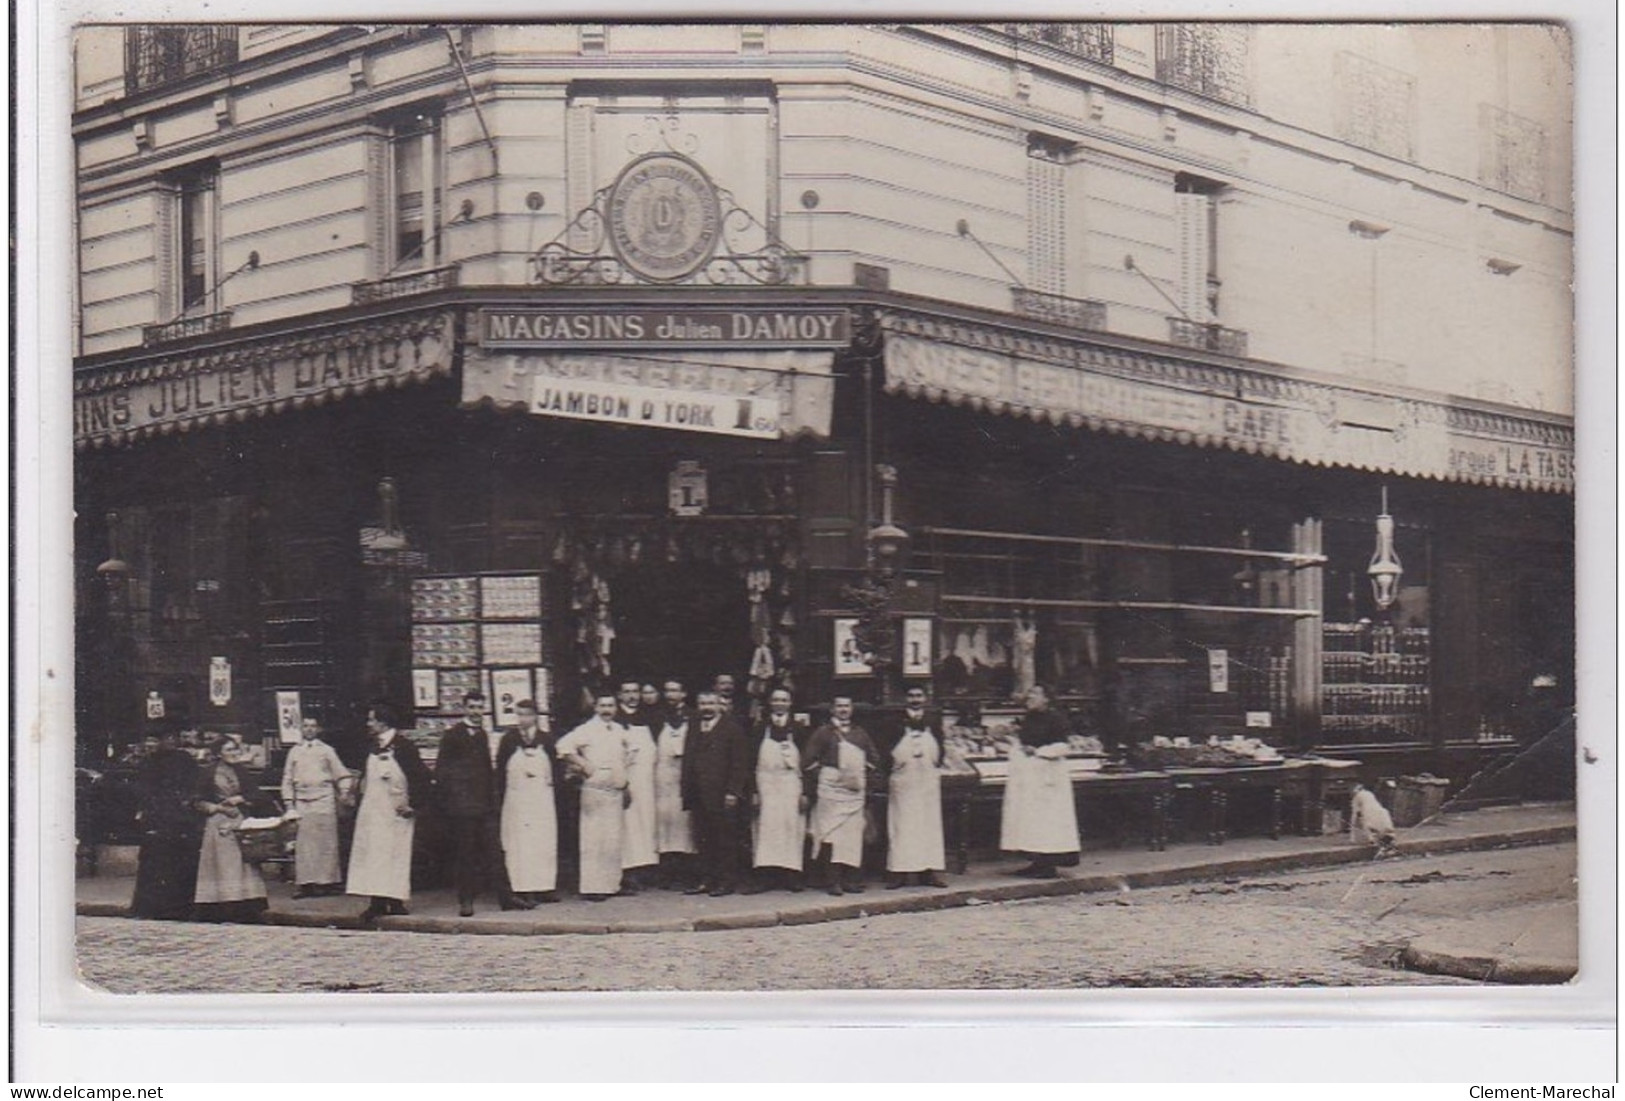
130, 729, 203, 921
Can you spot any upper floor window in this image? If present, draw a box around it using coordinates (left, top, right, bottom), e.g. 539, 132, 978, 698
1335, 52, 1416, 161
1478, 104, 1548, 204
1155, 24, 1252, 108
177, 170, 216, 313
389, 112, 443, 271
124, 25, 239, 96
1005, 23, 1114, 67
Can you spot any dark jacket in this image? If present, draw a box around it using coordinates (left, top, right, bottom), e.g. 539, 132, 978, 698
747, 716, 811, 798
136, 747, 205, 838
679, 713, 752, 813
877, 708, 946, 771
800, 722, 881, 801
435, 721, 498, 817
492, 726, 557, 812
365, 732, 432, 813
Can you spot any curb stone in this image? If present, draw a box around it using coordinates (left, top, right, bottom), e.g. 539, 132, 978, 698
77, 821, 1576, 937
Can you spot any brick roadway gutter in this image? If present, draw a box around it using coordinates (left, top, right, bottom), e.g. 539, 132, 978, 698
77, 804, 1576, 938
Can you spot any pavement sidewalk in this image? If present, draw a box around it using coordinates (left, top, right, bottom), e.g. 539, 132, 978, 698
1401, 899, 1579, 984
78, 802, 1575, 940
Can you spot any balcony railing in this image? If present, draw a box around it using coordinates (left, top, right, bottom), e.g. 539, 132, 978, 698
1155, 24, 1252, 108
1004, 23, 1114, 66
351, 264, 461, 306
142, 310, 232, 347
1012, 287, 1108, 333
1167, 317, 1248, 358
125, 26, 240, 96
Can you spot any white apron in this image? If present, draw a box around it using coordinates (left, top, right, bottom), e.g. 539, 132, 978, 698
559, 721, 626, 896
999, 746, 1079, 855
501, 743, 558, 892
809, 736, 867, 866
346, 749, 415, 900
282, 741, 347, 886
753, 733, 805, 870
887, 729, 946, 872
654, 722, 696, 854
621, 724, 659, 869
194, 765, 267, 904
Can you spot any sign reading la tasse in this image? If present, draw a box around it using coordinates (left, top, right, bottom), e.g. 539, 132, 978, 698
478, 306, 848, 441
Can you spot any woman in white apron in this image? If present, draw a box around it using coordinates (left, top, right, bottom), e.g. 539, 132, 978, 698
999, 685, 1081, 878
192, 736, 268, 923
804, 698, 879, 896
887, 722, 948, 888
498, 702, 559, 903
557, 697, 629, 900
748, 695, 807, 893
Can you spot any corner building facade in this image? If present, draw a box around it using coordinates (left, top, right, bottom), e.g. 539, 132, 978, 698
74, 23, 1573, 783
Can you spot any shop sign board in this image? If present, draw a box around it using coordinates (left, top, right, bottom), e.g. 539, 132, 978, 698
532, 375, 781, 439
208, 656, 231, 707
1208, 649, 1230, 693
883, 333, 1574, 494
145, 691, 165, 720
833, 618, 870, 677
668, 461, 709, 515
902, 618, 934, 678
480, 307, 850, 350
74, 312, 456, 448
275, 691, 304, 744
412, 669, 439, 710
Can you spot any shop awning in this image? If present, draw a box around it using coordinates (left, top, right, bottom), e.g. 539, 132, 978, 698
73, 309, 457, 451
881, 311, 1573, 494
462, 345, 836, 440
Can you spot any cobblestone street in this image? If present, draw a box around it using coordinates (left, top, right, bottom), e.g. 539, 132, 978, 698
76, 841, 1575, 993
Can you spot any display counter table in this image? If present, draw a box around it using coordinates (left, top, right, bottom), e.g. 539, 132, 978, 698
941, 757, 1359, 870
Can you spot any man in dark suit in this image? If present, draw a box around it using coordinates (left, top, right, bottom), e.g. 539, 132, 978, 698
436, 691, 531, 916
679, 690, 752, 897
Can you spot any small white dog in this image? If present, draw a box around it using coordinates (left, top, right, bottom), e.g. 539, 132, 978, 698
1347, 783, 1398, 851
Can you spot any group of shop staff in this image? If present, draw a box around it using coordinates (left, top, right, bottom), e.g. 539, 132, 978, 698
130, 678, 1083, 924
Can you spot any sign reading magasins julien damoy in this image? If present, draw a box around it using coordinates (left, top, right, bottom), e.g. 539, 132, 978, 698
479, 306, 851, 350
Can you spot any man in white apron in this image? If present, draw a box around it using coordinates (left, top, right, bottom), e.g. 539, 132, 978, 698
496, 699, 559, 904
615, 681, 659, 892
886, 686, 950, 888
653, 680, 698, 888
280, 716, 354, 898
803, 696, 880, 896
557, 694, 631, 900
743, 687, 809, 894
999, 684, 1081, 878
347, 702, 430, 923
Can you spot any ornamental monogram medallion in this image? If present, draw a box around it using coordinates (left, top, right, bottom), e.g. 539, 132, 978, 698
606, 153, 723, 282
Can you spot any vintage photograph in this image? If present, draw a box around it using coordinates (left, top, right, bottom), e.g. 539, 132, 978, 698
68, 20, 1578, 995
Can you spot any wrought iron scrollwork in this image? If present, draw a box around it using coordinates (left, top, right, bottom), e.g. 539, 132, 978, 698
531, 177, 807, 287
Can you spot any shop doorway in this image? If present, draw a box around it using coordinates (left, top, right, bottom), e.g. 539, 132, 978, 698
609, 561, 752, 696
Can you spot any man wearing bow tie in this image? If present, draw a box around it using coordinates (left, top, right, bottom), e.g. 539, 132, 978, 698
347, 702, 430, 923
803, 696, 881, 896
437, 691, 531, 916
742, 687, 810, 894
679, 690, 751, 897
885, 685, 950, 889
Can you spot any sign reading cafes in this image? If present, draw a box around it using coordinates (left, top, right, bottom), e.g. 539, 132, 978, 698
480, 306, 850, 350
